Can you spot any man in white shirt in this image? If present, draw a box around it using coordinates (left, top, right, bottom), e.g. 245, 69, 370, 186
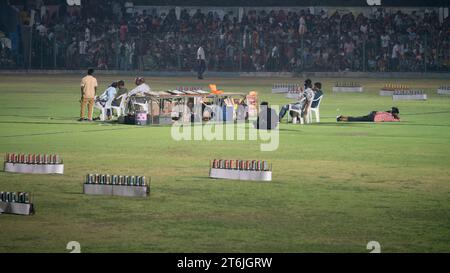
128, 77, 151, 96
126, 77, 152, 114
391, 42, 401, 70
94, 82, 118, 120
197, 45, 206, 79
278, 79, 315, 122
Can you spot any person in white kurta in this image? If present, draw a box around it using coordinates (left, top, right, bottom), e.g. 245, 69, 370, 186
126, 77, 152, 114
197, 46, 206, 79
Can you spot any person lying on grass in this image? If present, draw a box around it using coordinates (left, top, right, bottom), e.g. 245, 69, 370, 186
337, 107, 400, 122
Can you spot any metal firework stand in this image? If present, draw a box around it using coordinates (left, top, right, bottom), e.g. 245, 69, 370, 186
332, 82, 363, 93
0, 192, 34, 216
83, 174, 150, 198
437, 85, 450, 95
393, 90, 427, 101
4, 153, 64, 174
379, 84, 410, 96
210, 159, 272, 181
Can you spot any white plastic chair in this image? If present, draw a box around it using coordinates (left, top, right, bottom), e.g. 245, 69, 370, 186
132, 96, 149, 113
111, 94, 126, 117
99, 96, 115, 121
286, 97, 307, 124
307, 95, 323, 123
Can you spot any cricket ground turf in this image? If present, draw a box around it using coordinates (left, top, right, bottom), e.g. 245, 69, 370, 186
0, 74, 449, 253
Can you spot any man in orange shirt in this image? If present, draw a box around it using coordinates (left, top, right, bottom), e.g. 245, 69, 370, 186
79, 69, 98, 121
337, 107, 400, 122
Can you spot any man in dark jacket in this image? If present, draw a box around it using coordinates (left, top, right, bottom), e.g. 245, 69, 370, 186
112, 80, 128, 107
255, 102, 278, 130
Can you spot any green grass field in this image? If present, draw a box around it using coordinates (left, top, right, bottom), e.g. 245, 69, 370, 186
0, 74, 449, 253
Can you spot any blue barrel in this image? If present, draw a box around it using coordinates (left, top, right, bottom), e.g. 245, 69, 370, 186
222, 106, 234, 122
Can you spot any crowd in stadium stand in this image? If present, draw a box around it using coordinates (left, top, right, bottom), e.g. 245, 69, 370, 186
0, 0, 449, 72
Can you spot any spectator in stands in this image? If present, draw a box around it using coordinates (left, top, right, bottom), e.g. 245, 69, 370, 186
197, 44, 206, 79
2, 3, 449, 73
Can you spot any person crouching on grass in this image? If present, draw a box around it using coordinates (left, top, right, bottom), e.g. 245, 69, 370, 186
337, 107, 400, 122
79, 68, 98, 121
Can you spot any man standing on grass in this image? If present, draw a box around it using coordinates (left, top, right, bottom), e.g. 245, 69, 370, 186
79, 68, 98, 121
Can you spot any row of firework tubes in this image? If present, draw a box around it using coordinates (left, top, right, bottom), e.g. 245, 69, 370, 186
383, 84, 410, 90
85, 174, 148, 187
273, 83, 301, 89
393, 90, 425, 95
0, 191, 31, 204
211, 159, 271, 172
5, 153, 62, 165
335, 82, 361, 87
176, 86, 204, 91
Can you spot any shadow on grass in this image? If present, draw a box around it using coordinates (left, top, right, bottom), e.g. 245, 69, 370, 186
0, 114, 72, 119
0, 127, 138, 138
277, 127, 303, 132
1, 107, 45, 110
402, 110, 450, 116
311, 121, 450, 128
183, 176, 283, 185
307, 122, 369, 127
0, 120, 85, 126
63, 191, 84, 195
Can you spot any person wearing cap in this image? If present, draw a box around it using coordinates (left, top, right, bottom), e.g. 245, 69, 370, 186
278, 79, 315, 122
337, 107, 400, 122
128, 77, 151, 96
79, 68, 98, 121
126, 77, 152, 114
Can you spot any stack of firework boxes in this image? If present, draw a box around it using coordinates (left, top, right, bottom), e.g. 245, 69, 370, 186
209, 159, 272, 181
